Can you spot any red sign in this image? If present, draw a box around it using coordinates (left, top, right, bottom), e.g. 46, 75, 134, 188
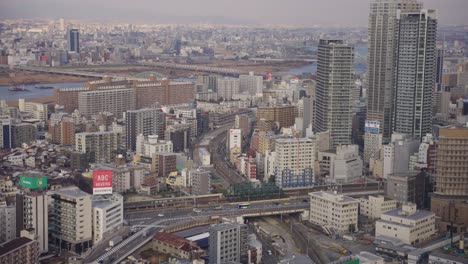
92, 170, 113, 195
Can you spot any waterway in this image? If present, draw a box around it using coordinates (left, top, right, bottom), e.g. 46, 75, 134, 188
0, 82, 84, 101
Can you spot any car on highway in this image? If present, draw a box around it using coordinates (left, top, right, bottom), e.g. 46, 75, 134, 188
268, 250, 272, 255
193, 208, 202, 213
158, 213, 164, 217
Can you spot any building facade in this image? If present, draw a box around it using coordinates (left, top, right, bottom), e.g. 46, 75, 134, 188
359, 195, 397, 219
125, 108, 164, 151
75, 131, 121, 163
209, 222, 248, 264
92, 194, 124, 243
78, 88, 136, 118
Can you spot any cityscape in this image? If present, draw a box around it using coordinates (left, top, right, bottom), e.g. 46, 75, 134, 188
1, 1, 468, 264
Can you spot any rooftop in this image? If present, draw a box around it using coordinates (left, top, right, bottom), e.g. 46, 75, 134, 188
53, 186, 91, 198
430, 251, 468, 263
153, 232, 198, 252
382, 208, 434, 221
309, 191, 358, 204
0, 237, 34, 256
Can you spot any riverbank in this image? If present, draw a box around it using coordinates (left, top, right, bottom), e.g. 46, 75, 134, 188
0, 71, 92, 86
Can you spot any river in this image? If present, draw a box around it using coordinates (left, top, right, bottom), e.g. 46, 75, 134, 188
0, 82, 84, 101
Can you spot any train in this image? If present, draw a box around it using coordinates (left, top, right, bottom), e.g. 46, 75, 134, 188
124, 193, 224, 212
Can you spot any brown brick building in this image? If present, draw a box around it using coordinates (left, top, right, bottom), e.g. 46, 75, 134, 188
256, 105, 298, 128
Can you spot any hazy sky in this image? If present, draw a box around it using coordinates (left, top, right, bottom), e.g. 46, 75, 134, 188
1, 0, 467, 26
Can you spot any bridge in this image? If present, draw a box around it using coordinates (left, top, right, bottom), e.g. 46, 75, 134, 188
139, 61, 249, 76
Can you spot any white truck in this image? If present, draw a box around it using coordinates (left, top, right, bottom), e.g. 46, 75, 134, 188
109, 236, 123, 247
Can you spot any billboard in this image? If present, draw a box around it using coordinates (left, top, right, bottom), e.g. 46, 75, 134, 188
92, 170, 113, 195
19, 175, 47, 189
365, 120, 380, 134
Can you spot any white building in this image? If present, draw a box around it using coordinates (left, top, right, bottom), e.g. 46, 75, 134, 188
0, 204, 16, 243
375, 203, 435, 245
309, 191, 359, 234
199, 148, 211, 166
359, 195, 397, 220
19, 99, 48, 121
240, 72, 263, 95
136, 134, 173, 157
318, 145, 363, 183
229, 128, 242, 150
364, 132, 383, 163
382, 134, 420, 179
217, 77, 240, 101
93, 163, 147, 193
92, 194, 124, 244
274, 137, 316, 188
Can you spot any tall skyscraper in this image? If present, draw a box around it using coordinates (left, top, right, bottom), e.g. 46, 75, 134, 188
314, 39, 354, 147
367, 0, 422, 142
125, 108, 164, 151
67, 29, 79, 53
392, 9, 437, 138
435, 49, 444, 92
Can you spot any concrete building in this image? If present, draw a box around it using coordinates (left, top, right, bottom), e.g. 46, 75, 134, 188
0, 118, 12, 149
367, 0, 423, 142
48, 113, 75, 146
67, 29, 79, 52
15, 192, 49, 253
318, 145, 363, 183
375, 204, 435, 245
393, 9, 437, 138
92, 194, 124, 243
166, 125, 191, 152
229, 128, 242, 150
94, 162, 147, 193
0, 237, 40, 264
190, 169, 210, 195
385, 171, 431, 209
54, 87, 90, 113
431, 127, 468, 233
209, 222, 248, 264
78, 88, 136, 118
11, 123, 36, 148
359, 195, 397, 220
429, 251, 468, 264
75, 131, 121, 163
152, 232, 202, 260
0, 204, 16, 243
136, 135, 173, 157
217, 77, 240, 101
274, 137, 315, 188
240, 72, 263, 95
435, 91, 451, 121
49, 187, 92, 254
383, 133, 420, 179
125, 108, 165, 151
19, 100, 48, 122
153, 152, 177, 178
257, 105, 298, 129
309, 191, 359, 234
314, 39, 354, 147
364, 121, 383, 163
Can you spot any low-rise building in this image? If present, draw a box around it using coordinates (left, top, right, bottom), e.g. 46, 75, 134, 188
152, 232, 202, 260
429, 251, 468, 264
375, 204, 435, 245
0, 237, 40, 264
309, 191, 359, 234
318, 145, 363, 183
92, 194, 124, 244
359, 195, 397, 220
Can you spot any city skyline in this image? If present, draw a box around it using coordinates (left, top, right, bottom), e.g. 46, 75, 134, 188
1, 0, 467, 26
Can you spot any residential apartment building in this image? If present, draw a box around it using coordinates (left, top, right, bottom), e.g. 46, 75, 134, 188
93, 163, 147, 193
48, 113, 75, 146
217, 77, 240, 101
190, 169, 210, 195
136, 135, 173, 157
314, 39, 354, 147
78, 88, 136, 119
239, 72, 263, 95
375, 204, 435, 245
309, 191, 359, 233
11, 123, 36, 148
75, 131, 121, 163
15, 192, 48, 253
49, 187, 92, 254
392, 9, 437, 138
92, 194, 124, 243
274, 137, 315, 188
257, 105, 298, 129
19, 99, 48, 121
359, 195, 397, 220
0, 204, 16, 243
125, 108, 165, 151
367, 0, 423, 141
209, 222, 248, 264
0, 237, 40, 264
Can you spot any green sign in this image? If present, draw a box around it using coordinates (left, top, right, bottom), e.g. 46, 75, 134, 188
19, 175, 48, 189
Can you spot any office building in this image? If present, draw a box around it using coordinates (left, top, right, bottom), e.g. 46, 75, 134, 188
367, 0, 423, 142
318, 145, 363, 183
309, 191, 359, 234
385, 171, 431, 209
75, 131, 121, 163
228, 128, 242, 150
435, 49, 444, 92
431, 127, 468, 233
209, 222, 248, 264
78, 88, 136, 118
392, 9, 437, 138
0, 237, 40, 264
125, 108, 164, 151
314, 39, 354, 147
11, 123, 36, 148
136, 135, 173, 157
19, 100, 48, 122
359, 195, 397, 220
49, 187, 92, 254
217, 77, 240, 101
240, 72, 263, 95
15, 192, 48, 253
0, 204, 16, 243
364, 121, 383, 163
273, 137, 315, 188
92, 194, 124, 243
54, 87, 90, 113
67, 29, 80, 52
0, 118, 12, 149
257, 105, 298, 129
166, 125, 191, 152
190, 169, 210, 195
383, 133, 420, 179
375, 204, 435, 245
